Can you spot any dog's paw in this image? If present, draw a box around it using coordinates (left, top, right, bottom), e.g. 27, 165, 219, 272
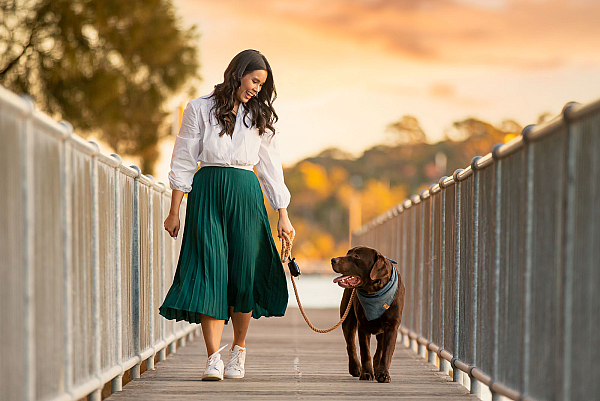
349, 359, 361, 377
375, 372, 391, 383
359, 371, 374, 381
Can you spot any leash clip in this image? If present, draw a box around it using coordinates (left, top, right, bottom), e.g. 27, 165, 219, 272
287, 257, 301, 277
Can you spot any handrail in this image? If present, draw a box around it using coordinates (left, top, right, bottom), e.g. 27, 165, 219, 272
0, 85, 199, 401
352, 97, 600, 400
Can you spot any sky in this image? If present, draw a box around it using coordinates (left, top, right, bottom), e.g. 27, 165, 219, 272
154, 0, 600, 178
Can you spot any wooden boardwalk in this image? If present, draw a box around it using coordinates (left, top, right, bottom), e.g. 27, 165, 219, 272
107, 308, 479, 400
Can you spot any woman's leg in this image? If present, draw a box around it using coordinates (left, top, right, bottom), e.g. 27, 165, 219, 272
229, 306, 252, 348
200, 314, 226, 355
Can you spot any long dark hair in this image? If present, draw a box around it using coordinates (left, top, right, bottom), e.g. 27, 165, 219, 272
210, 49, 278, 137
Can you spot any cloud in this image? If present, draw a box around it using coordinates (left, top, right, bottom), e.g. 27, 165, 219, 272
205, 0, 600, 70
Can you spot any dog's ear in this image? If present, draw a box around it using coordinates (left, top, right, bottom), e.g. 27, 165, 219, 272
370, 253, 391, 281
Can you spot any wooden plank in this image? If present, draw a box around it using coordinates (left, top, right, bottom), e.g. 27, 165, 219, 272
107, 308, 478, 400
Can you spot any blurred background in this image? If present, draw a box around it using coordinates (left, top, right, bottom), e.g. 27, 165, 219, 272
2, 0, 599, 272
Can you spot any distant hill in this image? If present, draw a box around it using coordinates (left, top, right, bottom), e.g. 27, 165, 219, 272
265, 117, 520, 262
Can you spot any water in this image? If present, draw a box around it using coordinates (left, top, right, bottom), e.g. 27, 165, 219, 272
286, 274, 345, 309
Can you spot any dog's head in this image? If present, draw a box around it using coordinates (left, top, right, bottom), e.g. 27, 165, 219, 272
331, 246, 393, 293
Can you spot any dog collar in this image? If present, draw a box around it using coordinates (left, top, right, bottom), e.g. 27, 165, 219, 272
356, 265, 398, 321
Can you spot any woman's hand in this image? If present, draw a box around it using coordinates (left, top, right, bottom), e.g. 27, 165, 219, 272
164, 212, 180, 239
277, 208, 295, 241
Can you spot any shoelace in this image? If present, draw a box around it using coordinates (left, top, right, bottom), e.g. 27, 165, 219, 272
207, 344, 228, 367
227, 348, 245, 371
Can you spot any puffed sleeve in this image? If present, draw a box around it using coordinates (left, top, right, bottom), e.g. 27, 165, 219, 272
167, 101, 203, 193
255, 129, 291, 211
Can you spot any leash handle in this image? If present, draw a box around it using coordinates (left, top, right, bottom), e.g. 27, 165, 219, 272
280, 231, 355, 334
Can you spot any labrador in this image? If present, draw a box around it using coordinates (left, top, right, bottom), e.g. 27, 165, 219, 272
331, 246, 405, 383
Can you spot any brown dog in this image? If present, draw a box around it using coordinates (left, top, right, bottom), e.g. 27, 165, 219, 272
331, 246, 405, 383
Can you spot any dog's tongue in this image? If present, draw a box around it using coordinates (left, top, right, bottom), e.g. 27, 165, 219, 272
333, 275, 351, 284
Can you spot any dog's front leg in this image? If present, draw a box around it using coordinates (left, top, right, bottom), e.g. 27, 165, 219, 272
341, 304, 360, 377
357, 329, 374, 380
375, 326, 398, 383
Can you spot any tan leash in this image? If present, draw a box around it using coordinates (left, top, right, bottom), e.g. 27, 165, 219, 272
280, 232, 355, 333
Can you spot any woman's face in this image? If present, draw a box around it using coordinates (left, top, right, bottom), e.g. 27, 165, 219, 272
235, 69, 268, 104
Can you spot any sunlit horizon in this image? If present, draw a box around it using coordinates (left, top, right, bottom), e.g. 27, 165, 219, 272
145, 0, 600, 187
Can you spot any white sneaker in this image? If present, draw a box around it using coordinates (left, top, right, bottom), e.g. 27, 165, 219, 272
224, 345, 246, 379
202, 344, 228, 381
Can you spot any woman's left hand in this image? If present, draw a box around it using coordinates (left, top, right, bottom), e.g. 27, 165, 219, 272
277, 209, 295, 241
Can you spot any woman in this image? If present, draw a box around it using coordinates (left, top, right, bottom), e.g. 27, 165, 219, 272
159, 49, 295, 381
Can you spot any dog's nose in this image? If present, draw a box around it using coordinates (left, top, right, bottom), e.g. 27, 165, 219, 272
331, 257, 338, 264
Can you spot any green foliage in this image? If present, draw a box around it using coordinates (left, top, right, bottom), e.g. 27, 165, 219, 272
0, 0, 200, 174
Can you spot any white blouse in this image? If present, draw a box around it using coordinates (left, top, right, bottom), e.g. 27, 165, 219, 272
168, 93, 291, 211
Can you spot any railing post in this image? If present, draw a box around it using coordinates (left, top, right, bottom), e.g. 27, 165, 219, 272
491, 144, 503, 401
59, 121, 74, 398
21, 96, 36, 401
417, 195, 426, 359
522, 127, 535, 398
470, 157, 482, 396
562, 106, 577, 401
453, 170, 462, 384
89, 141, 102, 401
428, 188, 436, 366
146, 175, 156, 372
438, 177, 449, 375
158, 183, 167, 362
130, 165, 141, 379
111, 154, 124, 392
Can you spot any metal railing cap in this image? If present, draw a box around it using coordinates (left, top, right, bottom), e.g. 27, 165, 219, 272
438, 176, 448, 188
491, 143, 504, 160
402, 198, 412, 209
144, 174, 156, 185
88, 141, 100, 156
429, 183, 441, 194
137, 170, 154, 186
110, 153, 123, 166
58, 121, 74, 139
452, 168, 464, 182
128, 164, 142, 178
410, 194, 421, 205
419, 189, 430, 200
470, 156, 482, 171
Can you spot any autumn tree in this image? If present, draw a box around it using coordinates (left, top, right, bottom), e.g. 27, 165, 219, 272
0, 0, 199, 174
386, 115, 426, 144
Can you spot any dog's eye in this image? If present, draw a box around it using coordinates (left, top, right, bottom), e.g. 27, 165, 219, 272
353, 254, 360, 259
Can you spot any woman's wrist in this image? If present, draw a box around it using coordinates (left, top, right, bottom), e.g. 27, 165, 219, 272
277, 208, 288, 217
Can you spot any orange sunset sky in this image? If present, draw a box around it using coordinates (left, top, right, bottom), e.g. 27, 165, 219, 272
151, 0, 600, 185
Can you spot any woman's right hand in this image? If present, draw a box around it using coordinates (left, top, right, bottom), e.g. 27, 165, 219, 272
164, 213, 180, 238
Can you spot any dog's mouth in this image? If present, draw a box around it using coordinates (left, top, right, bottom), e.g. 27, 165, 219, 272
333, 275, 361, 288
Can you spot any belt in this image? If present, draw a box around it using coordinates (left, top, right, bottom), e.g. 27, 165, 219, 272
200, 163, 254, 171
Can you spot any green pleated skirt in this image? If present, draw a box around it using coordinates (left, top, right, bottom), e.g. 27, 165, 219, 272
158, 166, 288, 323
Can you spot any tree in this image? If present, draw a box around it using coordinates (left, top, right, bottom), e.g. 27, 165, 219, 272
386, 115, 426, 144
0, 0, 200, 174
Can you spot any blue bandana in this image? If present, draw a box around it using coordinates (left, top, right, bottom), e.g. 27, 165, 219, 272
356, 264, 398, 321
